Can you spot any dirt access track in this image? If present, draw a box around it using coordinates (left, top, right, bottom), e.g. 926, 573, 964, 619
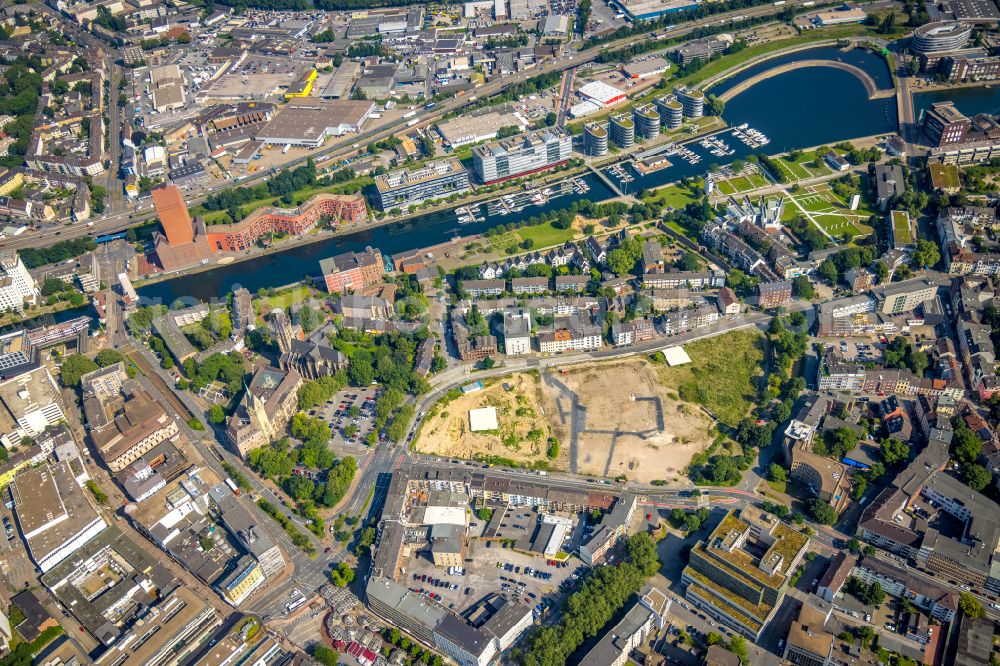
415, 359, 716, 484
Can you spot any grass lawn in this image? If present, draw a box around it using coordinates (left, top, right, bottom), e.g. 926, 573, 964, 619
779, 151, 830, 182
655, 329, 765, 427
488, 232, 520, 253
716, 180, 737, 196
516, 222, 576, 249
767, 479, 788, 494
259, 285, 312, 312
814, 214, 863, 237
746, 173, 769, 188
664, 219, 699, 242
728, 176, 753, 192
646, 181, 701, 210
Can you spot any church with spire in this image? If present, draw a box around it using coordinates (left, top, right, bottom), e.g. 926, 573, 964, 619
225, 365, 302, 458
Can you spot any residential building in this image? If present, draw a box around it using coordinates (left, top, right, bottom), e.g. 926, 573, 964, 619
579, 586, 669, 666
204, 193, 366, 252
537, 319, 602, 353
502, 309, 531, 355
611, 319, 656, 347
756, 280, 792, 309
874, 164, 906, 210
320, 246, 385, 293
511, 277, 548, 294
0, 251, 38, 312
580, 494, 637, 566
717, 287, 741, 315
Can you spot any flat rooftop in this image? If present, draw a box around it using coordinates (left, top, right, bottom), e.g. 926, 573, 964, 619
12, 460, 105, 564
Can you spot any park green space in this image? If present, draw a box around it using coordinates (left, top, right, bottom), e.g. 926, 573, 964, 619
516, 222, 577, 248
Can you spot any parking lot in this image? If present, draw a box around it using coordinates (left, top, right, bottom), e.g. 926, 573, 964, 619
403, 537, 579, 616
817, 337, 883, 363
307, 387, 380, 447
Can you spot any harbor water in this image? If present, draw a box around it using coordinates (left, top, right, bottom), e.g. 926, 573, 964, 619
138, 46, 901, 305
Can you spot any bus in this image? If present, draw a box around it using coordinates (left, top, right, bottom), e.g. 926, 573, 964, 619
424, 102, 436, 109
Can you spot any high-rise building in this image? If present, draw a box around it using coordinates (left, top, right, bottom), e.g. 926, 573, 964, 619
654, 94, 684, 129
633, 104, 660, 140
583, 122, 608, 156
151, 185, 193, 246
674, 85, 705, 118
373, 158, 470, 211
150, 185, 214, 272
609, 114, 635, 148
0, 251, 37, 313
471, 128, 572, 184
922, 101, 971, 146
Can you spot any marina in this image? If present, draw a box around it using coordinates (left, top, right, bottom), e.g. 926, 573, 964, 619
136, 46, 899, 305
733, 123, 771, 149
699, 136, 736, 157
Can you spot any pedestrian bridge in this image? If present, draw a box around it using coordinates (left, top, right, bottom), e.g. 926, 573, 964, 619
716, 59, 895, 103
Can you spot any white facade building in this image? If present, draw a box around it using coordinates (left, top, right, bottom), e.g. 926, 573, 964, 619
0, 251, 37, 312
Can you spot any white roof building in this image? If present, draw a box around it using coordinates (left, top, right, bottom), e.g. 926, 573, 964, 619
578, 81, 627, 107
661, 346, 692, 366
569, 100, 601, 118
469, 407, 499, 432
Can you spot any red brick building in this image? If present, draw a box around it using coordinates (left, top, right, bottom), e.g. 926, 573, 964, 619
320, 246, 385, 293
204, 193, 367, 253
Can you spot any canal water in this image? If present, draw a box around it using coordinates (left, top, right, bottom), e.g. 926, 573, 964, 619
913, 84, 1000, 119
137, 46, 900, 305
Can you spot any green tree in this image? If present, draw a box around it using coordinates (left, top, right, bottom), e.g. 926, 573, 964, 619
727, 636, 748, 660
807, 498, 837, 525
60, 354, 98, 387
911, 239, 940, 268
208, 404, 226, 424
95, 349, 124, 367
959, 591, 984, 618
311, 646, 339, 666
965, 463, 992, 491
792, 275, 816, 300
879, 437, 909, 465
330, 561, 355, 587
767, 463, 787, 483
818, 258, 839, 284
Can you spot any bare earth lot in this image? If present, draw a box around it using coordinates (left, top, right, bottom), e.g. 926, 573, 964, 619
416, 360, 717, 483
540, 359, 714, 483
416, 373, 553, 466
